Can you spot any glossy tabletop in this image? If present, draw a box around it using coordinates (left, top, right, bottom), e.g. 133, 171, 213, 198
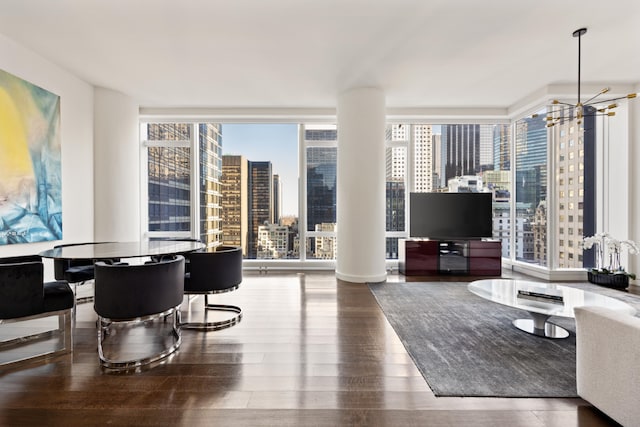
39, 240, 205, 260
468, 278, 636, 318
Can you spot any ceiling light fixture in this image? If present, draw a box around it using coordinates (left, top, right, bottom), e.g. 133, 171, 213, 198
536, 28, 637, 128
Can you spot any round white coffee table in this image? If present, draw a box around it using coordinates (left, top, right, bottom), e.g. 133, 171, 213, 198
468, 279, 636, 339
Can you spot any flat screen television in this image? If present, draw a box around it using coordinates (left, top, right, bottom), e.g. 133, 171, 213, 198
409, 192, 493, 239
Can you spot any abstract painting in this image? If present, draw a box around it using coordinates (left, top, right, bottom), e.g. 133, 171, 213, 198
0, 69, 62, 245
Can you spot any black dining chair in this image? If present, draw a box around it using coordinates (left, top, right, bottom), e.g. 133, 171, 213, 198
0, 257, 75, 368
181, 245, 243, 331
93, 256, 185, 369
53, 242, 117, 303
148, 237, 203, 272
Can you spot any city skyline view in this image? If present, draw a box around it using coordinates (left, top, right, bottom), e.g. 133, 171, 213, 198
220, 124, 445, 218
221, 123, 299, 216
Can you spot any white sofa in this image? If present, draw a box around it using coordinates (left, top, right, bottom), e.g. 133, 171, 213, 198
574, 306, 640, 427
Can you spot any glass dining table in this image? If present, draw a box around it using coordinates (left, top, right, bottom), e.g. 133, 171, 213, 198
39, 240, 206, 260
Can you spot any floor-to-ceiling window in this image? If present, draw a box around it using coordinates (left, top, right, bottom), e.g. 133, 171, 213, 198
385, 124, 407, 259
514, 112, 547, 266
304, 124, 338, 260
398, 122, 512, 259
142, 121, 304, 260
140, 111, 600, 272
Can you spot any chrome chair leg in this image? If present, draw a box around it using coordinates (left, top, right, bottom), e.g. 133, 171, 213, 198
97, 306, 182, 370
181, 294, 242, 331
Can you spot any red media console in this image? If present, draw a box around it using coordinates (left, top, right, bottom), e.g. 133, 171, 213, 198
398, 239, 502, 276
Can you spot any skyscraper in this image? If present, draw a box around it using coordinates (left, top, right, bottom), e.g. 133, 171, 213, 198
145, 123, 223, 248
514, 115, 547, 263
248, 161, 273, 258
221, 155, 248, 256
493, 124, 511, 171
442, 124, 481, 183
306, 145, 337, 232
197, 123, 223, 249
146, 123, 191, 233
553, 106, 596, 268
272, 173, 282, 225
413, 125, 434, 192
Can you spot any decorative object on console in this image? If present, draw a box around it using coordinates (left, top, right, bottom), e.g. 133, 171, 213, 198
582, 233, 637, 289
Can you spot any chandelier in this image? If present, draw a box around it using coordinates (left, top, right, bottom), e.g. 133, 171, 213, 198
538, 28, 637, 128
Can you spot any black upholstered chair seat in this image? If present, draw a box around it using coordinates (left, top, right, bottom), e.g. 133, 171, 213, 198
93, 256, 185, 369
53, 242, 119, 304
182, 245, 243, 330
0, 258, 74, 368
62, 265, 96, 283
43, 281, 77, 313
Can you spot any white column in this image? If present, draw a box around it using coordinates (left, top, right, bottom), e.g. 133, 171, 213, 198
336, 87, 387, 283
93, 88, 140, 241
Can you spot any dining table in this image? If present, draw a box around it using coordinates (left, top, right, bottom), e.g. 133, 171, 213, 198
38, 240, 206, 261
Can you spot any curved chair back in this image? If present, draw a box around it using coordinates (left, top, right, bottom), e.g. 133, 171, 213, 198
0, 261, 45, 319
185, 246, 242, 293
94, 256, 185, 320
0, 254, 43, 265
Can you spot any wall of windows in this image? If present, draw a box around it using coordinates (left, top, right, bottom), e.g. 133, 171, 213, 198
386, 123, 512, 260
140, 111, 599, 273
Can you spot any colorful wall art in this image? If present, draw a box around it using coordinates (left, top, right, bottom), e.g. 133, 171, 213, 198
0, 69, 62, 245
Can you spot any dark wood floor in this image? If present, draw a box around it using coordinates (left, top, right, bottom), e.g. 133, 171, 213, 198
0, 271, 625, 426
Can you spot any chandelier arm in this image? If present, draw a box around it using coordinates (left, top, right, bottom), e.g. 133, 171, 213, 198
584, 95, 634, 106
550, 101, 574, 107
582, 92, 607, 106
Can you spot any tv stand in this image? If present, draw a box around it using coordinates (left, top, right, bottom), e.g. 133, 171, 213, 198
398, 239, 501, 276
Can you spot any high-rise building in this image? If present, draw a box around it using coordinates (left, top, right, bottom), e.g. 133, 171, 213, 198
146, 123, 223, 248
197, 124, 223, 249
306, 145, 337, 232
493, 124, 510, 171
272, 174, 282, 225
553, 106, 596, 268
313, 222, 337, 259
413, 125, 434, 192
432, 133, 443, 189
146, 123, 192, 233
248, 161, 273, 258
514, 115, 547, 263
257, 224, 289, 259
533, 201, 547, 264
479, 124, 494, 172
442, 124, 481, 183
221, 155, 248, 256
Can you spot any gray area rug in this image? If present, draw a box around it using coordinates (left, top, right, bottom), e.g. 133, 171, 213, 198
368, 280, 640, 398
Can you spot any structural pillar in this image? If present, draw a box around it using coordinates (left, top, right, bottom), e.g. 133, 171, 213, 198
93, 87, 140, 241
336, 87, 387, 283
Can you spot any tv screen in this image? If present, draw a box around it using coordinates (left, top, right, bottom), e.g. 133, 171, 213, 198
409, 192, 493, 239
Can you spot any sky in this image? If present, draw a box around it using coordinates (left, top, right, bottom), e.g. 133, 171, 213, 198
221, 123, 299, 216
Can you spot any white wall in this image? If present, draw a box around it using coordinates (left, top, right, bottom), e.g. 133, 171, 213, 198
0, 34, 94, 278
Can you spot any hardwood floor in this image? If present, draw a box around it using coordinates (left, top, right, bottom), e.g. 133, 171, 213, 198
0, 271, 623, 426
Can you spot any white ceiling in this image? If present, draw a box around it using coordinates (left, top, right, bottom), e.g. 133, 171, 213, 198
2, 0, 639, 110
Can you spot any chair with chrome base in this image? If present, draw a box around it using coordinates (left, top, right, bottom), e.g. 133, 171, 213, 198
93, 256, 185, 369
182, 246, 243, 331
0, 257, 74, 369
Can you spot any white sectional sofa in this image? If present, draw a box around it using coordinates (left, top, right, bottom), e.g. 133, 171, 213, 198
574, 306, 640, 427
